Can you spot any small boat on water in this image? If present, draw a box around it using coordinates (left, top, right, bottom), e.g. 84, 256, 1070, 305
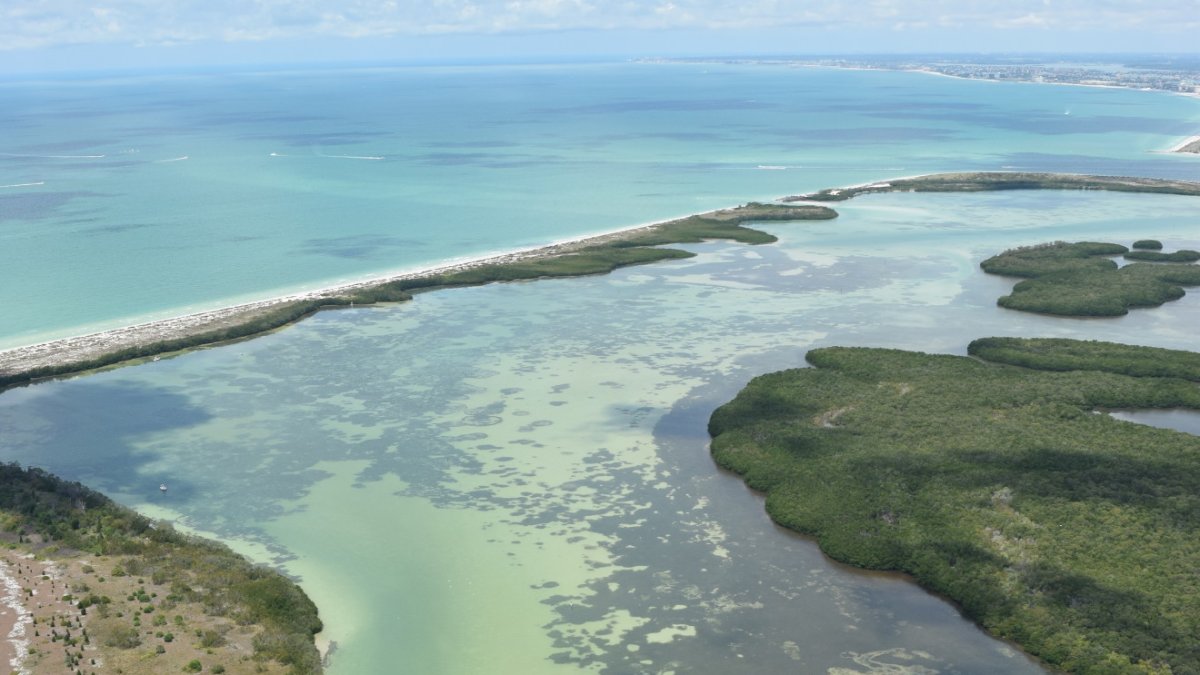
159, 483, 168, 493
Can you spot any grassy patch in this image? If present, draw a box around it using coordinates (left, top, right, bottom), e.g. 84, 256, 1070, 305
709, 341, 1200, 673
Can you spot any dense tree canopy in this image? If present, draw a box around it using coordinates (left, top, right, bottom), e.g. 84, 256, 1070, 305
710, 340, 1200, 673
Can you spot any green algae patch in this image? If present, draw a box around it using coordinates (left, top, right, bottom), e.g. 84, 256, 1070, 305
980, 241, 1200, 316
709, 341, 1200, 674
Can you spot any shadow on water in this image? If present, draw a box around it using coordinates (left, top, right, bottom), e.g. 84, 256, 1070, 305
0, 379, 211, 501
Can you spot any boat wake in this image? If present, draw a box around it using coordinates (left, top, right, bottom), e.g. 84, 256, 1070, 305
154, 156, 189, 163
0, 181, 45, 188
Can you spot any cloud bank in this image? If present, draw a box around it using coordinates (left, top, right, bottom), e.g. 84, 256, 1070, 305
3, 0, 1197, 51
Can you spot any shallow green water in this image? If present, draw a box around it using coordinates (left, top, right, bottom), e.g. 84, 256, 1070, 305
4, 189, 1200, 672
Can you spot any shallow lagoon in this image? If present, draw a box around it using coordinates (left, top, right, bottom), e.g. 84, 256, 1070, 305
4, 189, 1200, 673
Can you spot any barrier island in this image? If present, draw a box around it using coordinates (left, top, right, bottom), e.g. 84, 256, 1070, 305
708, 339, 1200, 674
0, 203, 834, 390
5, 171, 1200, 389
0, 463, 323, 674
980, 240, 1200, 316
783, 172, 1200, 202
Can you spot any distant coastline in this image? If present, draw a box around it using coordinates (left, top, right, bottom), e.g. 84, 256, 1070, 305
640, 56, 1200, 154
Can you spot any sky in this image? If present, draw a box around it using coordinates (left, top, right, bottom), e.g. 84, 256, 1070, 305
1, 0, 1198, 73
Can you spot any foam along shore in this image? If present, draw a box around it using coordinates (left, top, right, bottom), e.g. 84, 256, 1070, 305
1169, 134, 1200, 153
0, 202, 836, 388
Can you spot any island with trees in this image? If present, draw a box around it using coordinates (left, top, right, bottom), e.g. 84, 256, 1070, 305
980, 240, 1200, 316
709, 338, 1200, 673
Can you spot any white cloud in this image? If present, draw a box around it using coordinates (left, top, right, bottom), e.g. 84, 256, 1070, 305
1, 0, 1197, 51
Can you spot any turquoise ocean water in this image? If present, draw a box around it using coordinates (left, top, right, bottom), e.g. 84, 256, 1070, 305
2, 63, 1200, 673
2, 62, 1197, 348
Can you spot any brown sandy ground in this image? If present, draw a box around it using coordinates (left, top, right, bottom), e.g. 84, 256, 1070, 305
2, 538, 292, 675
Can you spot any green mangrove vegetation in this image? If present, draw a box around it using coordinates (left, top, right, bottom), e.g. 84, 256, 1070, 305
381, 204, 838, 293
784, 172, 1200, 202
969, 337, 1200, 380
980, 241, 1200, 316
0, 462, 324, 674
1124, 249, 1200, 263
1132, 240, 1163, 250
0, 203, 835, 390
708, 340, 1200, 674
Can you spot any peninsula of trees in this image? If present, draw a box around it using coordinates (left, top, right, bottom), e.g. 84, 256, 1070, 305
1, 463, 324, 674
709, 339, 1200, 674
784, 172, 1200, 202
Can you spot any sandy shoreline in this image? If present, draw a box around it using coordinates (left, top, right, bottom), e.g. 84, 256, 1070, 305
898, 66, 1200, 154
0, 215, 692, 381
0, 557, 31, 675
0, 553, 73, 675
